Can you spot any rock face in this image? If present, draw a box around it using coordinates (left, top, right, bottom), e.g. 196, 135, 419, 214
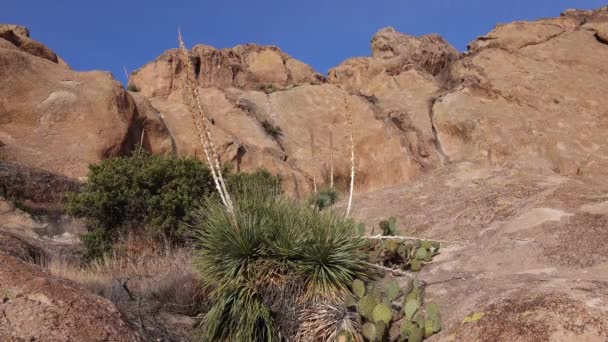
0, 24, 59, 63
0, 252, 141, 341
434, 7, 608, 178
349, 163, 608, 342
0, 25, 172, 180
130, 36, 459, 195
130, 44, 325, 98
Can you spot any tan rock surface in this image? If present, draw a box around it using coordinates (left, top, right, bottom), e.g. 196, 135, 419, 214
0, 252, 141, 341
0, 24, 59, 63
0, 27, 172, 179
130, 44, 324, 98
348, 163, 608, 341
435, 6, 608, 178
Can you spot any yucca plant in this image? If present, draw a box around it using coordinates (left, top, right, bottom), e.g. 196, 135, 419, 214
308, 186, 340, 211
193, 181, 371, 341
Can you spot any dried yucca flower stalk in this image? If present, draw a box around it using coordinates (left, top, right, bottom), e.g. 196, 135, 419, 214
343, 94, 355, 218
329, 131, 334, 189
177, 30, 234, 214
311, 130, 318, 193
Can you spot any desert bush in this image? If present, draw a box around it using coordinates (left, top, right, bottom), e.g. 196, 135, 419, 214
308, 187, 340, 211
67, 152, 281, 260
67, 152, 215, 244
193, 181, 370, 341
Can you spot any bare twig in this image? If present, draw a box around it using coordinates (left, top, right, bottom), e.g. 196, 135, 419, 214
364, 234, 468, 245
363, 262, 418, 279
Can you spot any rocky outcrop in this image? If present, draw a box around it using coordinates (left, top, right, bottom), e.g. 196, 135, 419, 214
130, 43, 431, 195
0, 161, 80, 204
126, 7, 608, 196
0, 24, 59, 63
130, 44, 325, 98
0, 27, 173, 180
349, 163, 608, 341
0, 252, 141, 341
435, 6, 608, 178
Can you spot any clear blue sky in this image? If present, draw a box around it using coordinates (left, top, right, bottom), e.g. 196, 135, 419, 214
2, 1, 605, 84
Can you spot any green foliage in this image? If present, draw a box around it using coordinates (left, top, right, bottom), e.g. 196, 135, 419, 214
67, 152, 281, 260
226, 168, 282, 198
197, 286, 278, 342
364, 218, 441, 273
193, 181, 370, 340
347, 278, 442, 341
79, 227, 113, 261
378, 217, 397, 236
308, 186, 340, 211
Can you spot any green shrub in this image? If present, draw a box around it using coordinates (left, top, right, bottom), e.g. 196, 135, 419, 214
67, 153, 282, 260
67, 152, 215, 243
80, 227, 113, 261
226, 168, 282, 197
193, 181, 370, 341
308, 187, 340, 210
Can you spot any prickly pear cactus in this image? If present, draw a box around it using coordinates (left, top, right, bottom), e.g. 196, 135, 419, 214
363, 217, 441, 274
345, 278, 442, 341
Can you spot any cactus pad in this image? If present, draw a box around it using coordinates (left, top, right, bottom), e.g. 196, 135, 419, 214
403, 297, 420, 320
358, 295, 377, 320
337, 330, 353, 342
372, 303, 392, 324
385, 279, 400, 301
353, 279, 366, 298
362, 322, 376, 341
410, 259, 422, 272
415, 247, 428, 260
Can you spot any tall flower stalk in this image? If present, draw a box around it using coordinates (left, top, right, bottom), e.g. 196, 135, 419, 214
177, 30, 234, 214
343, 94, 355, 218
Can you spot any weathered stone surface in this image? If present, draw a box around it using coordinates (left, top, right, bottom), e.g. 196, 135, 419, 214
435, 7, 608, 178
348, 163, 608, 342
0, 252, 141, 341
130, 44, 324, 98
370, 27, 459, 76
0, 27, 172, 179
0, 24, 59, 62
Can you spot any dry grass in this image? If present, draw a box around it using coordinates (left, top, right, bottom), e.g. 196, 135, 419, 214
48, 236, 206, 315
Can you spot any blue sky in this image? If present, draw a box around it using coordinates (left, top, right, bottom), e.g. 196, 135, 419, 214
2, 1, 605, 84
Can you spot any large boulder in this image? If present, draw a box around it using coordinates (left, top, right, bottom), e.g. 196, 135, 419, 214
0, 25, 172, 179
0, 252, 141, 341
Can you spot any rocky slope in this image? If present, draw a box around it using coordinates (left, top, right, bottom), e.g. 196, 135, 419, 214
348, 163, 608, 341
1, 5, 608, 341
